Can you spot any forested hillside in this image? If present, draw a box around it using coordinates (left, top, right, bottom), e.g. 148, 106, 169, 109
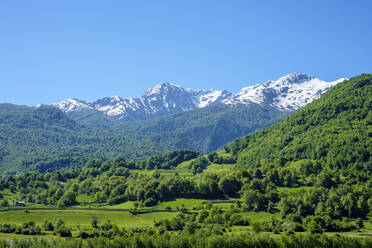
69, 102, 285, 154
0, 101, 285, 173
0, 104, 163, 173
133, 103, 285, 153
227, 74, 371, 169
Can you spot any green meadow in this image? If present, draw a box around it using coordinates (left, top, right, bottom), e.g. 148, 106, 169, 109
0, 209, 177, 229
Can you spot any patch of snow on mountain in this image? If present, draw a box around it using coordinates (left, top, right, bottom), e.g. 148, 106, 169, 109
224, 85, 267, 105
93, 96, 128, 117
225, 73, 345, 111
271, 76, 345, 111
194, 89, 232, 108
51, 99, 93, 113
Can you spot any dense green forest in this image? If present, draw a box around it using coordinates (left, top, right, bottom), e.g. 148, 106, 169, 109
0, 101, 285, 173
0, 104, 163, 173
120, 103, 285, 153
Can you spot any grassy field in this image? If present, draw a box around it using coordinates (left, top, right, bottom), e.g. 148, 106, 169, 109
134, 168, 194, 177
276, 186, 311, 193
0, 233, 51, 241
0, 207, 370, 241
76, 194, 95, 204
0, 210, 177, 229
152, 198, 205, 210
203, 163, 235, 174
364, 221, 372, 230
105, 201, 138, 209
130, 160, 234, 179
0, 189, 19, 204
240, 211, 279, 222
106, 198, 207, 210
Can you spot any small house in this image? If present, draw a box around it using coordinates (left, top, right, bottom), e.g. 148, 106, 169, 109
16, 201, 26, 207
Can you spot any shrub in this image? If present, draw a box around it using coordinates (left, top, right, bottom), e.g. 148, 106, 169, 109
144, 198, 158, 207
43, 221, 54, 231
78, 230, 89, 239
56, 227, 72, 237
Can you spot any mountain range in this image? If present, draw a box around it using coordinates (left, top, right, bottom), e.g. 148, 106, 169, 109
0, 73, 345, 173
51, 73, 344, 121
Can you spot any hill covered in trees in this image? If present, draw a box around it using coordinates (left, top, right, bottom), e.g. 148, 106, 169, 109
0, 104, 165, 173
0, 101, 285, 173
131, 103, 284, 153
227, 74, 371, 170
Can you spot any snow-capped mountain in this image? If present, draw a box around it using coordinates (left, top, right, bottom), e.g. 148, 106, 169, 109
51, 73, 345, 121
51, 98, 95, 113
224, 73, 345, 111
52, 82, 232, 120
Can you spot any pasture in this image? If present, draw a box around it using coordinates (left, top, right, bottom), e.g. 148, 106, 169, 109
0, 209, 177, 229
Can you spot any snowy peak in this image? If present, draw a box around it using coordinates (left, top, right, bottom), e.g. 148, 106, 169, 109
51, 98, 93, 113
272, 73, 313, 85
51, 73, 344, 121
144, 82, 183, 96
139, 83, 232, 116
52, 83, 231, 121
194, 89, 232, 108
142, 82, 231, 108
225, 73, 345, 111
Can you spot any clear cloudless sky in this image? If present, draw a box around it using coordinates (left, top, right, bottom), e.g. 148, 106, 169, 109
1, 0, 371, 106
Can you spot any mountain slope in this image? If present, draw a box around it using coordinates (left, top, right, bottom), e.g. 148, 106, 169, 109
133, 103, 286, 153
0, 104, 167, 173
227, 74, 371, 169
0, 102, 285, 173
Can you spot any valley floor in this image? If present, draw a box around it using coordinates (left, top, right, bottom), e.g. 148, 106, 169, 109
0, 204, 371, 239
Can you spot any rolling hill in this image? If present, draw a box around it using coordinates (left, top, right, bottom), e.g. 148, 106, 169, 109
226, 74, 371, 170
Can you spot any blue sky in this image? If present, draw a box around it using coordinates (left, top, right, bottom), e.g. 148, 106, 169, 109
1, 0, 371, 105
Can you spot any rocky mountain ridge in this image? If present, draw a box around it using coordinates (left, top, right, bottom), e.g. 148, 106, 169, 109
51, 73, 345, 121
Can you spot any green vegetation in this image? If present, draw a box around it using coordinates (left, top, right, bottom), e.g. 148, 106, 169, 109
0, 230, 371, 248
228, 74, 371, 170
0, 210, 177, 229
0, 75, 370, 246
0, 102, 285, 173
137, 150, 200, 170
0, 150, 370, 237
0, 104, 164, 173
134, 103, 285, 154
